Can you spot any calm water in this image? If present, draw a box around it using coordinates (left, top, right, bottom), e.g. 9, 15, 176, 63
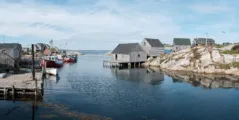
1, 54, 239, 120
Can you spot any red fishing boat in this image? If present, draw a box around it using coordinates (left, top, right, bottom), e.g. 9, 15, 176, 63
41, 56, 63, 68
64, 55, 75, 63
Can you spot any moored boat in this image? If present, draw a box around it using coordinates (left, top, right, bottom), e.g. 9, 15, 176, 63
72, 54, 78, 62
45, 68, 59, 76
57, 54, 64, 61
41, 56, 63, 68
64, 55, 75, 63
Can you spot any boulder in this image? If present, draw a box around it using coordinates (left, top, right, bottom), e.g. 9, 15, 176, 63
146, 46, 239, 76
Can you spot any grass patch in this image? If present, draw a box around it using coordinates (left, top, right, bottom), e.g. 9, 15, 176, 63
221, 50, 239, 55
217, 62, 239, 69
231, 62, 239, 68
215, 44, 226, 48
218, 64, 231, 69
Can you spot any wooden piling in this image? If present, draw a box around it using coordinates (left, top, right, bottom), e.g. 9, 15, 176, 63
128, 63, 131, 69
32, 44, 38, 96
32, 44, 36, 80
12, 85, 15, 102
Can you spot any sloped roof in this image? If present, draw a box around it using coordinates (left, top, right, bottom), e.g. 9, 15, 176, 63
173, 38, 191, 45
145, 38, 164, 47
194, 38, 215, 42
0, 43, 22, 49
111, 43, 145, 54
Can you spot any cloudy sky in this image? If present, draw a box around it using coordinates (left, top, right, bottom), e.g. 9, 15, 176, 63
0, 0, 238, 50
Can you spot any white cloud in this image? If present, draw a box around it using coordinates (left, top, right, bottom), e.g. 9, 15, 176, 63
0, 0, 182, 49
190, 4, 233, 14
0, 0, 238, 49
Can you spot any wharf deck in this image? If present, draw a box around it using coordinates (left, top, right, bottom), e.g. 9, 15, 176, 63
0, 72, 43, 96
103, 60, 144, 68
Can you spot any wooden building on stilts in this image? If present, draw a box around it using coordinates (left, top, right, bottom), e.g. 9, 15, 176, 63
103, 43, 147, 68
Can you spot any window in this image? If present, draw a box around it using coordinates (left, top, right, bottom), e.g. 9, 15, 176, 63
138, 54, 140, 57
115, 54, 118, 60
144, 42, 146, 46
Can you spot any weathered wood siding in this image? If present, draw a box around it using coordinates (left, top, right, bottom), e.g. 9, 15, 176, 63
111, 52, 146, 63
140, 39, 164, 57
111, 54, 130, 62
0, 49, 16, 68
173, 45, 191, 51
149, 47, 164, 56
130, 51, 147, 62
140, 39, 151, 55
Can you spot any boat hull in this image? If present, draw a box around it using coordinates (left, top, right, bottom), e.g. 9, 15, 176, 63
41, 60, 63, 68
45, 68, 59, 76
64, 58, 75, 63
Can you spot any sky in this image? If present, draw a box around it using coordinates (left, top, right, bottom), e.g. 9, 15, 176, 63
0, 0, 239, 50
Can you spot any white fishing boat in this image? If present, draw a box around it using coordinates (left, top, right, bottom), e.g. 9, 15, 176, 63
45, 68, 59, 76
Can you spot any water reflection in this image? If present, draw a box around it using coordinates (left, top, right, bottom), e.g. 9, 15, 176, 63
163, 69, 239, 89
45, 75, 60, 84
1, 95, 41, 120
111, 67, 164, 85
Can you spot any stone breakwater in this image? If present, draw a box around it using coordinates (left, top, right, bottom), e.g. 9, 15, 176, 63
143, 46, 239, 76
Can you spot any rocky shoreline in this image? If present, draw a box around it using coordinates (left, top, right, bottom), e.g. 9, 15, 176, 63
143, 46, 239, 76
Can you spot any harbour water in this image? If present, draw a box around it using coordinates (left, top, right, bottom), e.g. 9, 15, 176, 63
1, 52, 239, 120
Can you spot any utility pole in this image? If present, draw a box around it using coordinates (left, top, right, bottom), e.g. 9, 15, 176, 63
31, 44, 37, 96
2, 35, 4, 43
32, 44, 35, 80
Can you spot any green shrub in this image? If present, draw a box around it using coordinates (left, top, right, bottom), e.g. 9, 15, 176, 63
232, 45, 239, 51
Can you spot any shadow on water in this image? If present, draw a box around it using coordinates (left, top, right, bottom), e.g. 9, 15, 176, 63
111, 67, 164, 85
162, 69, 239, 89
1, 74, 112, 120
1, 95, 112, 120
1, 94, 42, 120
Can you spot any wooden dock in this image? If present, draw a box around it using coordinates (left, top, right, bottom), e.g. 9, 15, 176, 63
103, 60, 143, 68
0, 72, 43, 99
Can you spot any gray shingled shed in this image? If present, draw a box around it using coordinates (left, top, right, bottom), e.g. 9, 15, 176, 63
0, 43, 22, 72
111, 43, 147, 63
140, 38, 164, 57
193, 38, 215, 46
173, 38, 191, 51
